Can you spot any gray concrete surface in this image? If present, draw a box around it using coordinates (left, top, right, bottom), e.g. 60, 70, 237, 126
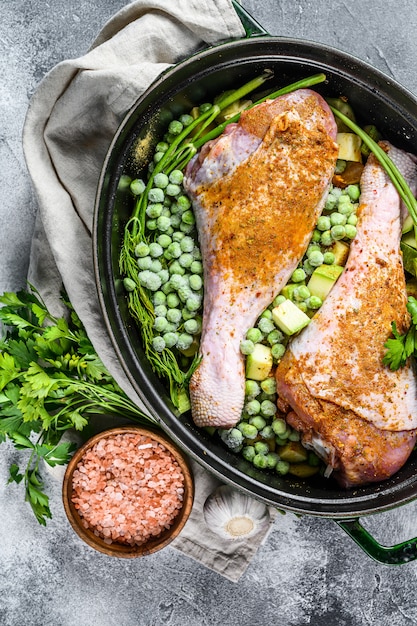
2, 1, 417, 625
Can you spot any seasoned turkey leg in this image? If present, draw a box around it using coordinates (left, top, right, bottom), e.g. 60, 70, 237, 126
276, 143, 417, 487
184, 89, 338, 428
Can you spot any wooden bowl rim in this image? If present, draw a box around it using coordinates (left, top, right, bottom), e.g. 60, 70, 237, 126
62, 425, 194, 558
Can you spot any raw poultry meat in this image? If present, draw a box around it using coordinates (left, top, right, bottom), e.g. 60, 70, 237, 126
276, 143, 417, 487
184, 89, 338, 428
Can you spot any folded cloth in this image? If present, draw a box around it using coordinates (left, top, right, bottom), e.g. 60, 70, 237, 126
22, 0, 277, 582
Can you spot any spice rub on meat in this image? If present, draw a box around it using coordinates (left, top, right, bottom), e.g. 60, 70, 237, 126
276, 144, 417, 487
184, 89, 338, 428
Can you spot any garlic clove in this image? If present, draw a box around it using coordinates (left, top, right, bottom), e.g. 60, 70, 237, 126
203, 485, 270, 541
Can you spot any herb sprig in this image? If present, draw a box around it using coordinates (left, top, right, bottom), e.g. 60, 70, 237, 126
383, 296, 417, 370
0, 286, 156, 524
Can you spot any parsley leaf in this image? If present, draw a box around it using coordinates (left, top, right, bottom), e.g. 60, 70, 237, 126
0, 285, 158, 525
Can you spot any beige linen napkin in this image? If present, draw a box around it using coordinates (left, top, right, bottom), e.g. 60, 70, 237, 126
22, 0, 277, 582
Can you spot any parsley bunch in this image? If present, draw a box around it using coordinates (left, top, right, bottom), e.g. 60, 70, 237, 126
383, 296, 417, 370
0, 286, 157, 524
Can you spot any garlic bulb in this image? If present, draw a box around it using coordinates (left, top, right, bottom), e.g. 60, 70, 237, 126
203, 485, 270, 540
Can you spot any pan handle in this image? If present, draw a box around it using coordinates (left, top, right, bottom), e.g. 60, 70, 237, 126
232, 0, 270, 37
337, 518, 417, 565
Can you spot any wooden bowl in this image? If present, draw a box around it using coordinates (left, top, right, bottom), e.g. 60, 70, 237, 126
62, 425, 194, 558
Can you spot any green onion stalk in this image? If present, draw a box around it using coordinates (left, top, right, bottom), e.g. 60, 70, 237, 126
330, 107, 417, 225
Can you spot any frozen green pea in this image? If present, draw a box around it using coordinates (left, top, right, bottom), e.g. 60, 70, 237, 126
347, 214, 358, 226
153, 172, 169, 189
149, 259, 162, 273
345, 224, 357, 239
148, 187, 165, 203
149, 242, 164, 258
261, 309, 272, 319
240, 339, 254, 355
238, 422, 258, 439
246, 327, 263, 343
265, 452, 280, 469
324, 193, 337, 211
288, 429, 301, 442
272, 294, 286, 307
158, 269, 169, 285
245, 380, 261, 398
180, 221, 195, 234
176, 332, 194, 351
166, 292, 180, 308
346, 184, 360, 201
242, 445, 256, 462
331, 224, 346, 240
271, 343, 286, 360
153, 316, 168, 332
130, 178, 146, 195
156, 141, 169, 153
154, 304, 167, 318
267, 329, 284, 346
163, 331, 179, 348
199, 102, 212, 113
260, 400, 277, 417
330, 212, 347, 226
249, 416, 267, 431
306, 295, 323, 310
181, 210, 195, 225
123, 277, 136, 292
190, 260, 203, 274
146, 219, 158, 231
291, 268, 306, 283
169, 170, 184, 185
260, 426, 275, 441
135, 242, 150, 258
153, 151, 165, 164
316, 215, 331, 231
153, 291, 166, 306
303, 259, 315, 276
311, 229, 321, 243
166, 242, 182, 259
253, 454, 269, 469
179, 252, 194, 268
177, 195, 191, 210
167, 308, 182, 324
157, 234, 172, 248
180, 236, 195, 252
137, 254, 152, 269
297, 301, 308, 312
323, 251, 335, 265
170, 214, 181, 229
166, 183, 182, 197
260, 377, 276, 395
184, 318, 201, 335
257, 317, 275, 334
138, 270, 162, 291
156, 215, 171, 232
275, 460, 290, 475
245, 399, 261, 415
182, 308, 196, 321
192, 247, 202, 260
320, 230, 333, 247
307, 250, 324, 268
254, 440, 269, 455
152, 336, 166, 352
272, 418, 287, 436
294, 285, 310, 301
172, 231, 185, 242
189, 274, 203, 291
179, 114, 194, 126
168, 261, 185, 275
168, 120, 183, 135
186, 293, 202, 312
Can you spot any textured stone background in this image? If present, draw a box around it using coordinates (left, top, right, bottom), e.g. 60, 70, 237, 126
2, 1, 417, 625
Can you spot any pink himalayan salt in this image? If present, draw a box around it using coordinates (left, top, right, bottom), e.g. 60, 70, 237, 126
71, 433, 185, 547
